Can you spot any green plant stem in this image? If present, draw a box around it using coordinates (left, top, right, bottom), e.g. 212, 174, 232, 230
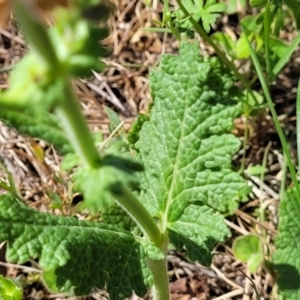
163, 0, 181, 40
111, 184, 162, 248
55, 81, 102, 167
13, 0, 60, 71
245, 33, 300, 200
111, 184, 170, 300
272, 31, 300, 78
263, 2, 271, 83
147, 257, 170, 300
259, 141, 271, 241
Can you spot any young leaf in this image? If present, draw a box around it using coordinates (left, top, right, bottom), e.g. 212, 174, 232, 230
274, 188, 300, 299
104, 105, 124, 134
72, 154, 143, 212
233, 235, 264, 273
137, 42, 245, 264
0, 275, 23, 300
173, 0, 226, 32
0, 194, 152, 299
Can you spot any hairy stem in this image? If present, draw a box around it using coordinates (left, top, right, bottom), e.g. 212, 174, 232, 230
111, 184, 162, 248
148, 257, 170, 300
55, 81, 101, 167
13, 0, 60, 70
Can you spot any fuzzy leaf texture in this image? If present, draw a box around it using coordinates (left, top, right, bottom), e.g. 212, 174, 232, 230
168, 205, 230, 265
273, 188, 300, 299
0, 194, 154, 299
72, 154, 143, 212
137, 42, 245, 265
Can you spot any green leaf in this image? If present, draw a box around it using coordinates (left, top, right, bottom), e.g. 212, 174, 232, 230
210, 32, 235, 56
168, 205, 230, 265
246, 165, 267, 176
137, 42, 245, 218
104, 105, 124, 135
103, 106, 129, 151
0, 106, 72, 155
49, 10, 111, 77
284, 0, 300, 30
274, 188, 300, 299
61, 153, 80, 171
137, 42, 245, 263
225, 0, 247, 14
201, 0, 226, 32
73, 154, 143, 212
101, 204, 137, 231
0, 275, 23, 300
0, 194, 151, 299
233, 235, 264, 273
269, 37, 289, 58
249, 0, 267, 8
240, 16, 262, 34
173, 0, 226, 32
235, 32, 263, 59
2, 54, 62, 110
128, 114, 150, 150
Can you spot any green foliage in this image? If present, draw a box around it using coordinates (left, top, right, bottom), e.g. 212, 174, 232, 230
250, 0, 267, 7
72, 154, 143, 212
0, 194, 153, 299
128, 114, 150, 150
273, 188, 300, 299
0, 1, 252, 298
104, 105, 124, 136
0, 275, 23, 300
284, 0, 300, 30
225, 0, 247, 14
168, 205, 230, 265
211, 13, 288, 62
172, 0, 226, 32
137, 42, 245, 264
233, 235, 264, 273
50, 12, 110, 76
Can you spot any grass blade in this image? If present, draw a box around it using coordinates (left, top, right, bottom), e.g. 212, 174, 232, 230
272, 31, 300, 78
244, 29, 300, 200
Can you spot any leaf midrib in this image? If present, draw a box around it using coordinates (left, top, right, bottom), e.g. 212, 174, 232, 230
160, 73, 190, 233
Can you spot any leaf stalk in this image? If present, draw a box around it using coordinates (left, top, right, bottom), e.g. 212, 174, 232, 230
111, 184, 163, 248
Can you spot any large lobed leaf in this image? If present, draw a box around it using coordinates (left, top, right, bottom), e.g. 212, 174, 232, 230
168, 204, 230, 265
273, 188, 300, 300
0, 194, 154, 299
137, 42, 245, 265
